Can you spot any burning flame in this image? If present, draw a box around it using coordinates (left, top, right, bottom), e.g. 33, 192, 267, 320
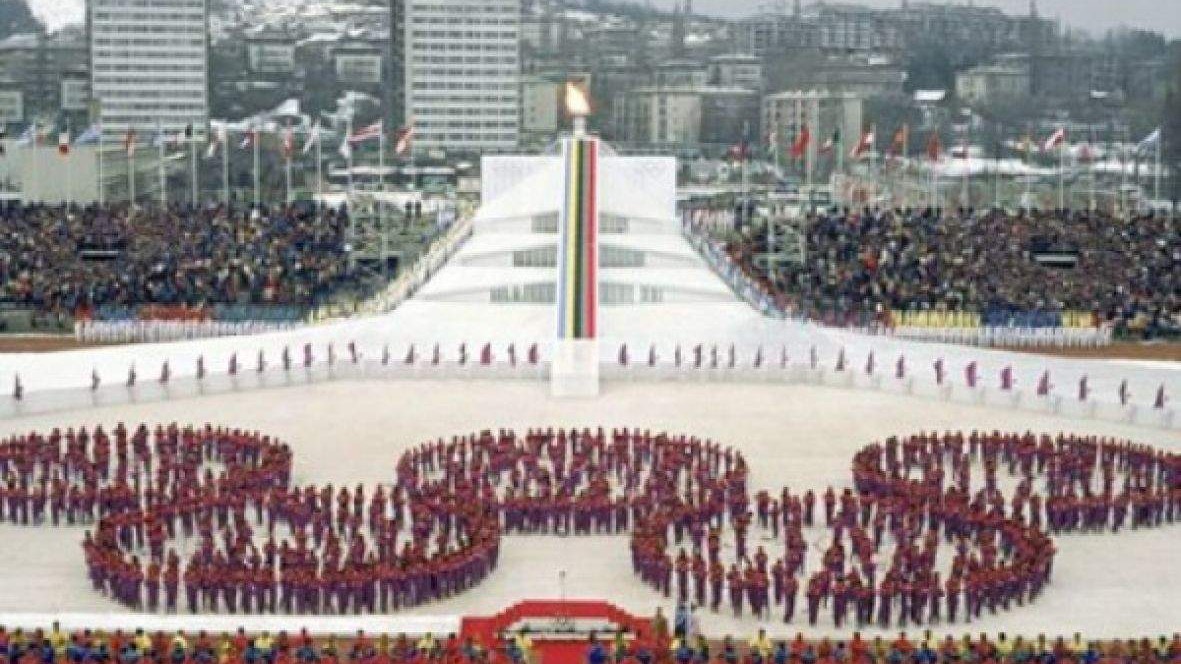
565, 82, 591, 117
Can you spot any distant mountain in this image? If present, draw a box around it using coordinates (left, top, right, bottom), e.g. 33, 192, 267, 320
2, 0, 42, 36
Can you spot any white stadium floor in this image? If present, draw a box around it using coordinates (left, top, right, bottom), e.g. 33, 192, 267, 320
0, 378, 1178, 639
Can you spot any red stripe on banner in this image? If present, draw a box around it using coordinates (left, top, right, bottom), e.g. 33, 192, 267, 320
584, 140, 598, 338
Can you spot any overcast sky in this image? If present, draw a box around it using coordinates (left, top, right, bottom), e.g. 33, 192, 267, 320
28, 0, 1181, 36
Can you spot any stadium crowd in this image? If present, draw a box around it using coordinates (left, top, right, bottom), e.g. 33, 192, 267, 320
0, 203, 356, 316
0, 625, 1178, 664
721, 207, 1181, 338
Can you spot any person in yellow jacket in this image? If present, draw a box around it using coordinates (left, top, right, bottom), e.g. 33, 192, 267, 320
254, 632, 275, 656
416, 633, 437, 657
48, 622, 69, 658
748, 629, 773, 660
217, 634, 234, 664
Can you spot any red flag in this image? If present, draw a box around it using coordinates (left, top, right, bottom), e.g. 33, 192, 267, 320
349, 121, 384, 145
789, 124, 810, 160
1043, 127, 1066, 151
394, 126, 413, 155
282, 124, 294, 158
925, 132, 941, 162
850, 127, 874, 159
888, 124, 908, 159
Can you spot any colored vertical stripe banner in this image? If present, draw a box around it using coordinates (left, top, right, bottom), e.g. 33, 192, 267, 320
556, 136, 599, 339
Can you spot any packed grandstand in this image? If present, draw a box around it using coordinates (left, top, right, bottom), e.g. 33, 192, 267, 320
715, 207, 1180, 340
1, 202, 1178, 343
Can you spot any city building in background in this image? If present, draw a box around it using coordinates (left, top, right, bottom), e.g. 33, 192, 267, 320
88, 0, 209, 139
0, 27, 87, 125
762, 89, 863, 169
404, 0, 521, 154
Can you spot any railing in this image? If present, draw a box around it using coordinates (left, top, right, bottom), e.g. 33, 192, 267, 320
683, 227, 789, 318
309, 214, 475, 321
74, 320, 299, 344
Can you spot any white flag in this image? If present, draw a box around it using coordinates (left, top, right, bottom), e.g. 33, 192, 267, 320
302, 123, 321, 156
1136, 128, 1161, 153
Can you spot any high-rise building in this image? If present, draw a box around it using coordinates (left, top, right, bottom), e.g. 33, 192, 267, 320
87, 0, 209, 139
404, 0, 520, 154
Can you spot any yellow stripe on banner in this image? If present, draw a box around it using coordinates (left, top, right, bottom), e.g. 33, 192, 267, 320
564, 140, 581, 337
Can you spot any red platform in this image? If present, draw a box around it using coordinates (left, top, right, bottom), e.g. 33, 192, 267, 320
460, 600, 653, 664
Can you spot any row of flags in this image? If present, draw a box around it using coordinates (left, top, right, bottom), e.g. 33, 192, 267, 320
9, 120, 414, 161
760, 122, 1162, 163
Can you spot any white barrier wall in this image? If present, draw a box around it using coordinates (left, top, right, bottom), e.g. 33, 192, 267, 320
4, 342, 1176, 431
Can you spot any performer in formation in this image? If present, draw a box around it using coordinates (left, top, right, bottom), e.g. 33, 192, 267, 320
0, 425, 1176, 628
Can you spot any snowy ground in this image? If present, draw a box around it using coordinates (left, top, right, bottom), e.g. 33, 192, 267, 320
0, 378, 1178, 639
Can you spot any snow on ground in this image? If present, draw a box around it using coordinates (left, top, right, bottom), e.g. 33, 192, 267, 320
28, 0, 83, 31
0, 378, 1178, 638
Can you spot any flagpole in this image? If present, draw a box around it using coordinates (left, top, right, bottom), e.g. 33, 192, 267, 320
1062, 141, 1072, 209
97, 119, 104, 206
191, 131, 198, 205
285, 129, 293, 205
1024, 125, 1032, 207
1088, 126, 1096, 212
379, 122, 386, 192
1121, 129, 1130, 214
158, 121, 166, 207
29, 122, 39, 204
129, 128, 136, 205
994, 139, 1001, 210
222, 128, 230, 207
316, 124, 323, 198
65, 121, 73, 204
806, 97, 817, 195
253, 126, 261, 208
1154, 130, 1162, 206
346, 117, 354, 199
960, 125, 969, 209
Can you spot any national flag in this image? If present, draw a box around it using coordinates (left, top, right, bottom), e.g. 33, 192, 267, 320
726, 142, 750, 162
302, 123, 321, 156
16, 123, 36, 147
239, 128, 256, 150
925, 132, 941, 161
820, 128, 840, 155
1135, 127, 1160, 153
123, 128, 137, 157
206, 125, 226, 159
174, 123, 193, 146
1043, 127, 1066, 152
57, 128, 70, 156
850, 127, 874, 159
789, 124, 810, 160
393, 125, 413, 155
348, 121, 383, 145
888, 124, 908, 159
74, 125, 101, 146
